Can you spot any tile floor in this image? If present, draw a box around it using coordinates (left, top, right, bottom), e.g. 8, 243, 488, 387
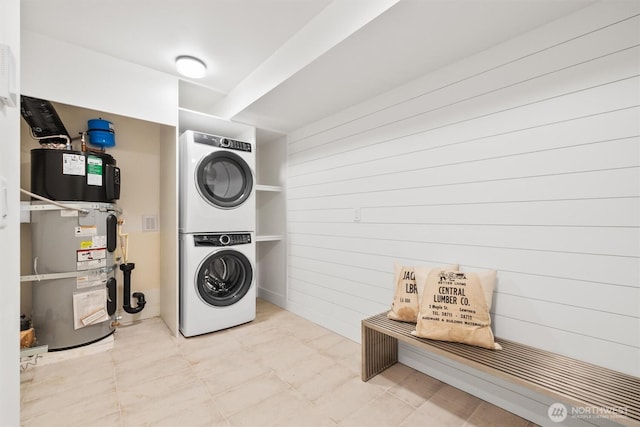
20, 299, 536, 427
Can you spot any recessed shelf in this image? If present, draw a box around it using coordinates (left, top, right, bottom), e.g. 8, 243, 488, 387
256, 185, 282, 192
256, 234, 284, 242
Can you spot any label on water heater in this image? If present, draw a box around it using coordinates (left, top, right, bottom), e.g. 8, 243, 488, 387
75, 225, 97, 237
80, 235, 106, 249
77, 258, 107, 271
77, 248, 107, 271
77, 270, 108, 289
77, 248, 106, 262
87, 156, 103, 186
63, 154, 86, 176
93, 235, 106, 248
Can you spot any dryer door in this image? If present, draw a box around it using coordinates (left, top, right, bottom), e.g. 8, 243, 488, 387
196, 151, 253, 209
196, 249, 253, 307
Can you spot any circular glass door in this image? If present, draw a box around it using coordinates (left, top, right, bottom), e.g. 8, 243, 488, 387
196, 250, 253, 307
196, 151, 253, 209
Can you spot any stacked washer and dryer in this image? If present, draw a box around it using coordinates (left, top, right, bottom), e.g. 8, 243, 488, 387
179, 130, 256, 337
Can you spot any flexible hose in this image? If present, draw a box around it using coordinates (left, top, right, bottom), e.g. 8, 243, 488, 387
29, 128, 71, 150
117, 219, 129, 264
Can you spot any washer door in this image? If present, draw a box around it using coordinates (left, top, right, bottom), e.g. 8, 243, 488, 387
196, 151, 253, 209
196, 249, 253, 307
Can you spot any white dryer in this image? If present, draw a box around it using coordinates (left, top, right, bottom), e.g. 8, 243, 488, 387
179, 130, 255, 233
179, 232, 256, 337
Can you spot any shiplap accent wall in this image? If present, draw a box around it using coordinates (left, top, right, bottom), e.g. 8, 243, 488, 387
286, 1, 640, 378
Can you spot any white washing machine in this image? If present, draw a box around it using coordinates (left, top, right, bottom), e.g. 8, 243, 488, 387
179, 232, 256, 337
179, 130, 255, 233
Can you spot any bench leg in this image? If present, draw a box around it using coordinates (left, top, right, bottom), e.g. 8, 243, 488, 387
361, 322, 399, 381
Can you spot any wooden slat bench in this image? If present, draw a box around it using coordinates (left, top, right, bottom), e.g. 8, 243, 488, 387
361, 312, 640, 427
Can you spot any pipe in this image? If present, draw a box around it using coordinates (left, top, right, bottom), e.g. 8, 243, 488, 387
120, 263, 146, 314
20, 188, 90, 214
29, 128, 71, 150
117, 220, 146, 314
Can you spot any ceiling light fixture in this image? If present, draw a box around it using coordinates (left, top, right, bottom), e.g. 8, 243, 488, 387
175, 55, 207, 79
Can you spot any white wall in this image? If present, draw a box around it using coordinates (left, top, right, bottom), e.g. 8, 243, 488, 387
159, 125, 179, 335
286, 0, 640, 379
21, 31, 177, 127
0, 0, 20, 424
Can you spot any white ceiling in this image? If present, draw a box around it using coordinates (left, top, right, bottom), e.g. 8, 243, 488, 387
21, 0, 596, 134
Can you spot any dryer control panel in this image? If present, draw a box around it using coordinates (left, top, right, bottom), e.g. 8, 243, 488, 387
193, 131, 252, 152
193, 233, 252, 247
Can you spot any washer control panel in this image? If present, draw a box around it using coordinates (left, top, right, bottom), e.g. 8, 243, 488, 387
193, 233, 252, 247
193, 131, 252, 152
